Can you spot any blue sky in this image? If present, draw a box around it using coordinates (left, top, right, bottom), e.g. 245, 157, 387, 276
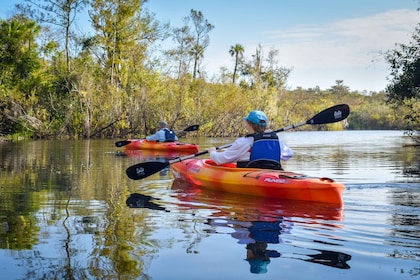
1, 0, 419, 92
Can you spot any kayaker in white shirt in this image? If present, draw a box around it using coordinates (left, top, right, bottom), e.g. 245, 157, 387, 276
208, 110, 293, 169
146, 121, 178, 142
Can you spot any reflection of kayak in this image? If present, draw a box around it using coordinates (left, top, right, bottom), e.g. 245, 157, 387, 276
171, 180, 348, 273
171, 179, 350, 272
172, 179, 344, 221
120, 149, 191, 159
171, 159, 345, 206
124, 139, 199, 153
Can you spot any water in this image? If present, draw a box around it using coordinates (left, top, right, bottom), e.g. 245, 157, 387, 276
0, 131, 419, 279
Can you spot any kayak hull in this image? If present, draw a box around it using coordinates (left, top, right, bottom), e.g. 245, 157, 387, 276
172, 180, 344, 221
124, 139, 199, 153
171, 159, 345, 206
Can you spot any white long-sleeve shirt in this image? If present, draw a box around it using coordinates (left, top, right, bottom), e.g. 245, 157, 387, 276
209, 136, 293, 165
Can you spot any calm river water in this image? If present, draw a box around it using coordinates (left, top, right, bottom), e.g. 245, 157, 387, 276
0, 130, 419, 279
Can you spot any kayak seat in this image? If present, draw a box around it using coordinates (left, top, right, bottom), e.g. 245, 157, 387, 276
246, 159, 282, 170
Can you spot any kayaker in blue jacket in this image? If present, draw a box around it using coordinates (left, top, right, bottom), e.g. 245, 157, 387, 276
208, 110, 293, 169
146, 121, 178, 142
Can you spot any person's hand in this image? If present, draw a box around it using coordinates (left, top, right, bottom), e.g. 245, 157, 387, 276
208, 147, 216, 153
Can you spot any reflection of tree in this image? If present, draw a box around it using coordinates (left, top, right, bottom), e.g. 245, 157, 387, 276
63, 190, 73, 278
0, 140, 160, 279
401, 144, 420, 177
388, 184, 420, 275
0, 210, 38, 250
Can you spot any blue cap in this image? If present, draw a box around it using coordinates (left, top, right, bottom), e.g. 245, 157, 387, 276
243, 110, 268, 126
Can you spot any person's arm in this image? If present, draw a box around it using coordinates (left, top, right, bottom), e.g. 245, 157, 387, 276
146, 133, 158, 141
209, 138, 251, 165
279, 140, 293, 161
146, 130, 166, 141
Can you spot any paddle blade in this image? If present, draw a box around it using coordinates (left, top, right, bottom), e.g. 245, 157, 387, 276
126, 161, 170, 180
184, 124, 199, 132
307, 104, 350, 125
115, 140, 132, 147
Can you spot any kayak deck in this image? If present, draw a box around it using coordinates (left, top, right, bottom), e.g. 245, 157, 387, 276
171, 159, 345, 206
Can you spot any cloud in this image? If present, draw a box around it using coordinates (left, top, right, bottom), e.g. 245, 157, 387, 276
199, 8, 419, 91
264, 9, 419, 69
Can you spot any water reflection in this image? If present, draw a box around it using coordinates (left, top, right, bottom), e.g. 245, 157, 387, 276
282, 130, 419, 183
169, 179, 350, 274
126, 193, 170, 212
0, 132, 418, 279
117, 150, 185, 177
0, 140, 153, 279
295, 249, 351, 269
206, 218, 285, 274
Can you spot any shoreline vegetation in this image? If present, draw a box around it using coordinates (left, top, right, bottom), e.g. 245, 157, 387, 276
1, 2, 418, 141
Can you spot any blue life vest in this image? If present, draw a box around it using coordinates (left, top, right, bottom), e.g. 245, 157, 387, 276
164, 128, 176, 142
247, 132, 282, 169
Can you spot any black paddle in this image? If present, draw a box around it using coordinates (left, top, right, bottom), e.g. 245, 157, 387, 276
126, 104, 350, 180
115, 124, 200, 147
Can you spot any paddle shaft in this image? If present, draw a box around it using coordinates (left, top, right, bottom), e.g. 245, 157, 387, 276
169, 121, 307, 163
172, 103, 350, 161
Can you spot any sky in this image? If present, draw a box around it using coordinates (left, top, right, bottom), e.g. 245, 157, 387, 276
1, 0, 419, 92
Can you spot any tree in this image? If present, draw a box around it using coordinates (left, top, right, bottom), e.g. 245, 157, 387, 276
240, 45, 291, 90
262, 48, 291, 89
17, 0, 88, 81
329, 80, 350, 95
238, 44, 263, 89
90, 0, 142, 87
385, 23, 420, 130
229, 44, 244, 84
167, 25, 194, 79
0, 16, 41, 86
0, 16, 44, 135
188, 9, 214, 79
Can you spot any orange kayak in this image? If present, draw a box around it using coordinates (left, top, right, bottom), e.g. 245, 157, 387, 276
171, 159, 345, 206
124, 139, 199, 153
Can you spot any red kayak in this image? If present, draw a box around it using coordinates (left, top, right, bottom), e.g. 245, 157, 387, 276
124, 139, 199, 153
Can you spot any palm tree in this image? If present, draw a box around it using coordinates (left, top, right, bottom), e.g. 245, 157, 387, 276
229, 44, 244, 84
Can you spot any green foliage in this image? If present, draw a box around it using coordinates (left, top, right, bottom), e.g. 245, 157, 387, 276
347, 94, 404, 130
385, 24, 420, 130
0, 16, 40, 85
0, 3, 415, 139
0, 16, 44, 137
